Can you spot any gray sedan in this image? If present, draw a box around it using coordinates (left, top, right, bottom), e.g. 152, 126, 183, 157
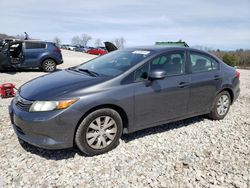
9, 46, 240, 156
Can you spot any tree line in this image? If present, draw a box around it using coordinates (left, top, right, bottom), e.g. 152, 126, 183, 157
57, 33, 126, 49
211, 49, 250, 68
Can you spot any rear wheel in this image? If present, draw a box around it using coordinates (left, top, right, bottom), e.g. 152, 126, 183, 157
208, 91, 231, 120
42, 59, 56, 72
75, 108, 123, 156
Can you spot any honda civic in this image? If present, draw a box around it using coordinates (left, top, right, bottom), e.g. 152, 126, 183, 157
9, 46, 240, 156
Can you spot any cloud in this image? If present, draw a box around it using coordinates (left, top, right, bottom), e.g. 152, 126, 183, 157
0, 0, 249, 49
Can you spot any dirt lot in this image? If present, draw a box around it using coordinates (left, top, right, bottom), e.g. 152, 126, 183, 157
0, 50, 249, 187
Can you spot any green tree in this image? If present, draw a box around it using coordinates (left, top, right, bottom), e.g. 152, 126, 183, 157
222, 54, 238, 67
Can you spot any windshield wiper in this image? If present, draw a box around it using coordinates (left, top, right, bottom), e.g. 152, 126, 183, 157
77, 68, 99, 77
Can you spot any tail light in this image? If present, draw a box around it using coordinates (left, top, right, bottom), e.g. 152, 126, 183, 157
235, 70, 240, 78
53, 47, 61, 53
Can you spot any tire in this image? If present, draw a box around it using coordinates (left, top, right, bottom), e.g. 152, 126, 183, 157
42, 59, 56, 72
75, 108, 123, 156
208, 91, 231, 120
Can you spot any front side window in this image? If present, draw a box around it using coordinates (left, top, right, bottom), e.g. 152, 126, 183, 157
150, 51, 185, 76
134, 63, 149, 81
132, 51, 185, 82
190, 52, 219, 73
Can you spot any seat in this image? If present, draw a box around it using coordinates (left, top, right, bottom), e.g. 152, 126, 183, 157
193, 59, 207, 72
10, 43, 22, 64
151, 56, 169, 71
165, 57, 182, 75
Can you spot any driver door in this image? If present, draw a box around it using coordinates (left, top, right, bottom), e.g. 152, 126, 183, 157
133, 51, 191, 130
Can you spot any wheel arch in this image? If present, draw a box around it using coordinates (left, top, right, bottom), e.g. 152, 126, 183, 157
218, 88, 234, 104
40, 57, 58, 67
73, 104, 129, 143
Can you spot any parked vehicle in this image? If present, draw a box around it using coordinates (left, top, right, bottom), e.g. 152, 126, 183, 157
0, 38, 17, 49
74, 46, 86, 52
82, 47, 93, 52
2, 38, 17, 44
86, 48, 107, 55
59, 44, 76, 51
0, 40, 63, 72
60, 44, 69, 49
9, 46, 240, 156
65, 45, 76, 51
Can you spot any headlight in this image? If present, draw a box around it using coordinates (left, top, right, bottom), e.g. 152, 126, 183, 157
29, 99, 78, 112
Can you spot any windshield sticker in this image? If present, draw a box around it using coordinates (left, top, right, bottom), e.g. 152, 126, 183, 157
132, 50, 150, 55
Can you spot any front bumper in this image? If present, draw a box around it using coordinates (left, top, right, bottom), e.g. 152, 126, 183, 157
9, 100, 81, 150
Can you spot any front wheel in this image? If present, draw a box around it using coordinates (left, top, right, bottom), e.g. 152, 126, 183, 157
42, 59, 56, 72
75, 108, 123, 156
208, 91, 231, 120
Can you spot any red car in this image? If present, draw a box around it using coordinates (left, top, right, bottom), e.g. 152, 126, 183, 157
86, 48, 107, 55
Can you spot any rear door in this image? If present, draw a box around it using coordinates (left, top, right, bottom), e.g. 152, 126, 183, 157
133, 50, 191, 129
187, 50, 221, 114
22, 42, 46, 67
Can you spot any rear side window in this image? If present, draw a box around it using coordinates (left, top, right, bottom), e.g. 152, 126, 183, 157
25, 42, 46, 49
190, 52, 219, 73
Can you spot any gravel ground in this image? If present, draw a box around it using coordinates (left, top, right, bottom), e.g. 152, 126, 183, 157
0, 50, 249, 187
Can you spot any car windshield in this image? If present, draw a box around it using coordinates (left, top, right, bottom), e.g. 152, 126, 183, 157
77, 49, 152, 77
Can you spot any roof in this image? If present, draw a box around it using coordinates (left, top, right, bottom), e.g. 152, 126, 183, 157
9, 40, 52, 44
123, 45, 191, 52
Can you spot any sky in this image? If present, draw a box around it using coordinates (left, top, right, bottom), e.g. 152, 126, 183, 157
0, 0, 250, 50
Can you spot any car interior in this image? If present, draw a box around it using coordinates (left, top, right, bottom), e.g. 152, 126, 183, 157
192, 59, 208, 72
9, 42, 23, 64
150, 54, 184, 75
135, 53, 185, 81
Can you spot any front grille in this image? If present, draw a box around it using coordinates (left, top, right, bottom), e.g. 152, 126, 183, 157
15, 96, 33, 112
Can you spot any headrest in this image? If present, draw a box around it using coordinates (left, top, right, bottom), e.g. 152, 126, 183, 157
196, 59, 207, 67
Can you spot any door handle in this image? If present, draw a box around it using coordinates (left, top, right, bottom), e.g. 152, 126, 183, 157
214, 75, 222, 80
178, 82, 190, 88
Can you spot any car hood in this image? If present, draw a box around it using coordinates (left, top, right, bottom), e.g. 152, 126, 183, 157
19, 69, 110, 100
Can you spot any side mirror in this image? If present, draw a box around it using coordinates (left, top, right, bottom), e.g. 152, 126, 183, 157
148, 69, 167, 80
